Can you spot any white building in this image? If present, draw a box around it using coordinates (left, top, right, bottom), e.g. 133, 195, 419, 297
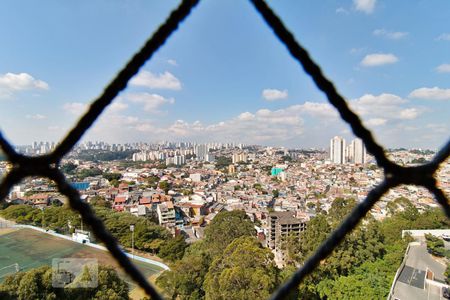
194, 144, 208, 161
205, 153, 215, 163
330, 136, 346, 164
166, 155, 186, 166
156, 202, 176, 227
350, 138, 366, 164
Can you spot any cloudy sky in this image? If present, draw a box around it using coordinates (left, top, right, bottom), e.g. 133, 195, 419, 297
0, 0, 449, 149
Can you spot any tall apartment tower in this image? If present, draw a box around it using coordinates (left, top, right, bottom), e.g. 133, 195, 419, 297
351, 138, 366, 164
194, 144, 208, 161
330, 136, 346, 164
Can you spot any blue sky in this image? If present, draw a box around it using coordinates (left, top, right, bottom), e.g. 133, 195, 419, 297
0, 0, 449, 149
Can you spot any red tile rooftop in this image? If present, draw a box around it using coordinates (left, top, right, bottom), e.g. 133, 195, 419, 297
114, 196, 127, 203
139, 197, 151, 204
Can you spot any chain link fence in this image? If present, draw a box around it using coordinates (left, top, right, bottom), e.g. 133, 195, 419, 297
0, 1, 448, 299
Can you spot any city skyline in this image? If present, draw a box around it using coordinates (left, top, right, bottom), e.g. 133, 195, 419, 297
1, 1, 449, 149
13, 138, 440, 152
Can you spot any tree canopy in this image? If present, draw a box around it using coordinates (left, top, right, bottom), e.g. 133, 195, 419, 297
284, 198, 448, 299
0, 265, 128, 300
203, 210, 256, 258
157, 210, 257, 299
204, 236, 278, 300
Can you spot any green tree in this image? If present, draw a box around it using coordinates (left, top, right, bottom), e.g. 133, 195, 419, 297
203, 236, 278, 300
203, 210, 255, 258
215, 156, 232, 169
0, 265, 128, 300
89, 196, 111, 208
317, 274, 383, 300
91, 266, 129, 299
290, 214, 331, 264
272, 189, 280, 198
281, 155, 292, 162
103, 173, 122, 182
328, 198, 357, 225
182, 188, 193, 196
445, 264, 450, 284
157, 241, 210, 300
109, 179, 120, 188
425, 233, 446, 256
146, 175, 160, 189
76, 168, 103, 180
253, 183, 262, 190
61, 162, 77, 175
159, 235, 188, 262
159, 181, 171, 194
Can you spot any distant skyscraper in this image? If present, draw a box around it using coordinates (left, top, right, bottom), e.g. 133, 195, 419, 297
351, 138, 366, 164
194, 144, 208, 161
330, 136, 346, 164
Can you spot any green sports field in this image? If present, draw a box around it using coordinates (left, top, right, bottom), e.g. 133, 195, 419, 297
0, 228, 164, 288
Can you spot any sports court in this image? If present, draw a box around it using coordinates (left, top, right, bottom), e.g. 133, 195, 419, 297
0, 228, 164, 288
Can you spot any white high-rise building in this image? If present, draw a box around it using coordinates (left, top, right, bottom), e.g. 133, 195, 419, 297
330, 136, 346, 164
194, 144, 208, 161
346, 143, 354, 163
205, 153, 215, 163
351, 138, 366, 164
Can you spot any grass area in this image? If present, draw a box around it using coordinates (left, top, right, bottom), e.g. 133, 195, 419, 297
0, 228, 164, 292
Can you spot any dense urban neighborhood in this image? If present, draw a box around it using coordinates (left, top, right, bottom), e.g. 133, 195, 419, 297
0, 139, 449, 299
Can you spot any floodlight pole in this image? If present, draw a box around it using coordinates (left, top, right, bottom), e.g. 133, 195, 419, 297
130, 225, 135, 260
41, 208, 45, 229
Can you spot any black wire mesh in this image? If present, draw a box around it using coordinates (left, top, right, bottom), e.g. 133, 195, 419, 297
0, 1, 449, 299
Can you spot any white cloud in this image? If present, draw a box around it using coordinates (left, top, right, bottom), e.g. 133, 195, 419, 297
373, 29, 408, 40
0, 72, 49, 91
350, 93, 421, 121
353, 0, 376, 14
436, 33, 450, 41
108, 100, 128, 112
361, 53, 398, 67
399, 108, 419, 120
365, 118, 387, 126
167, 59, 178, 66
26, 114, 46, 120
0, 72, 49, 98
127, 92, 175, 112
238, 112, 255, 121
353, 93, 406, 107
293, 102, 338, 118
409, 87, 450, 100
262, 89, 288, 101
436, 64, 450, 73
87, 113, 142, 142
336, 7, 349, 14
155, 105, 306, 144
63, 102, 88, 116
130, 71, 181, 90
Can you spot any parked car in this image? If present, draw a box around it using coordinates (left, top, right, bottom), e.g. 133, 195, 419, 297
443, 287, 450, 299
442, 233, 450, 241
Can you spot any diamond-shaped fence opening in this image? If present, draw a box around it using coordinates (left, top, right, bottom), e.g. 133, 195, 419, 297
0, 1, 449, 299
